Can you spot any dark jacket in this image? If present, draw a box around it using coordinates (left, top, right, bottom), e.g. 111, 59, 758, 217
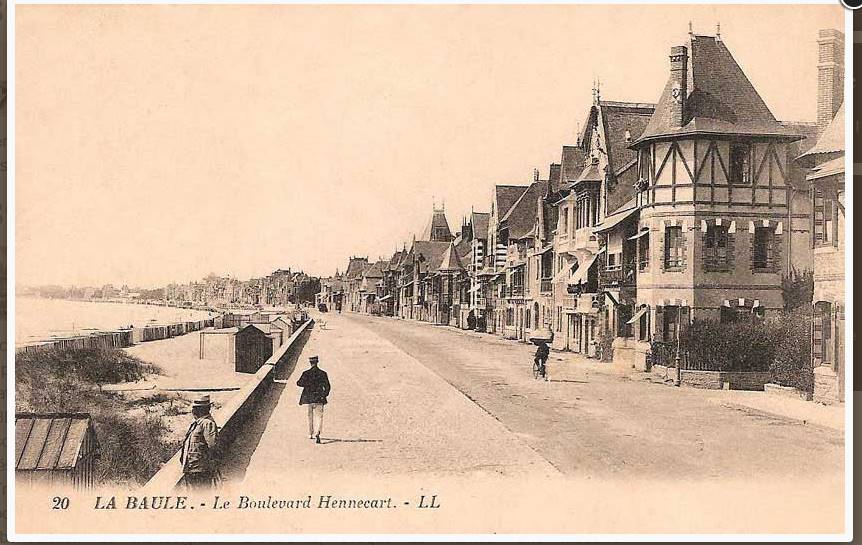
180, 414, 219, 474
297, 366, 331, 405
535, 343, 550, 362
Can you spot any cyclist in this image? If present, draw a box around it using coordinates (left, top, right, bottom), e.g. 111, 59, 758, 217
534, 340, 550, 380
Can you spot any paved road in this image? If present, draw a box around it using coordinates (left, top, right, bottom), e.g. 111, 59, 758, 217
226, 311, 842, 483
330, 311, 844, 480
225, 311, 558, 488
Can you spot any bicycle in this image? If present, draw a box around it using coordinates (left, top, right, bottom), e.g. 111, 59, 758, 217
533, 358, 547, 380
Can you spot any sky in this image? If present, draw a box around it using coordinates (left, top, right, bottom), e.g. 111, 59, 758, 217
14, 4, 844, 288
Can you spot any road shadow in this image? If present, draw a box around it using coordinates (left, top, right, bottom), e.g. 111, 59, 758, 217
549, 379, 590, 384
218, 328, 312, 483
318, 437, 382, 445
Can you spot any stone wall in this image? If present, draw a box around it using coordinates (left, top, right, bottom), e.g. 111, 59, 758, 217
650, 365, 771, 390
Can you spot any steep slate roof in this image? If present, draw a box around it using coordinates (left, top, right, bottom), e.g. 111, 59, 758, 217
599, 101, 655, 176
420, 208, 453, 242
798, 103, 844, 162
501, 181, 547, 240
412, 240, 451, 274
438, 242, 466, 272
470, 212, 490, 241
494, 185, 529, 218
363, 261, 386, 279
636, 35, 802, 144
345, 257, 369, 279
560, 145, 586, 183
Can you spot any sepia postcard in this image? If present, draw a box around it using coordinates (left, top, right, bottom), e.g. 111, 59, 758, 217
7, 2, 852, 540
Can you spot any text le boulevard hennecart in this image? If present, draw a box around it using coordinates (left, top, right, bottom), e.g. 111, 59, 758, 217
93, 494, 441, 511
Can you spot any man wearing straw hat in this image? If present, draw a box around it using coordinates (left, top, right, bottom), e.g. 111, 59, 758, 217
180, 394, 220, 488
297, 355, 331, 444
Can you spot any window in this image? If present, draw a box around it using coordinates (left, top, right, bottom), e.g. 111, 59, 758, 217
729, 142, 751, 185
562, 207, 570, 234
663, 226, 684, 269
704, 225, 730, 269
638, 308, 650, 342
638, 234, 650, 271
606, 252, 619, 271
663, 306, 679, 341
753, 227, 776, 270
813, 189, 837, 247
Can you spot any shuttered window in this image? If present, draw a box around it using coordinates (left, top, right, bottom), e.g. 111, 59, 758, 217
704, 225, 730, 269
664, 227, 684, 269
753, 227, 776, 270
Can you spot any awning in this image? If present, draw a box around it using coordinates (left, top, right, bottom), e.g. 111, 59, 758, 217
529, 245, 554, 257
551, 262, 577, 283
604, 291, 619, 306
378, 294, 392, 302
593, 205, 639, 234
468, 285, 482, 293
626, 306, 648, 325
506, 260, 526, 269
567, 253, 600, 286
627, 229, 649, 240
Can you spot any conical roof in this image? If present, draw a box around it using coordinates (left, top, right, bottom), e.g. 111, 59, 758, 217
636, 35, 801, 145
420, 206, 453, 242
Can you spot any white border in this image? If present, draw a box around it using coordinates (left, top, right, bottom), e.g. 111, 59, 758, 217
5, 1, 853, 542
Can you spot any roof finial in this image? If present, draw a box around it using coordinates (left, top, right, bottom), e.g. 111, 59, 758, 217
688, 21, 693, 37
716, 22, 721, 42
575, 121, 582, 146
533, 168, 540, 182
595, 76, 601, 103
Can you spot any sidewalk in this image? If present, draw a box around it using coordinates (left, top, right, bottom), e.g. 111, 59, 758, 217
708, 390, 845, 432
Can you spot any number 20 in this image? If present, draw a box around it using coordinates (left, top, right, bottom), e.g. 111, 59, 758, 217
52, 497, 69, 510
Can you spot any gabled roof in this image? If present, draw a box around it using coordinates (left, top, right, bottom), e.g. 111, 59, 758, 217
470, 212, 490, 241
798, 103, 844, 164
561, 145, 587, 184
412, 240, 451, 274
362, 261, 386, 279
636, 35, 802, 144
345, 257, 369, 279
438, 242, 466, 272
494, 185, 529, 219
599, 101, 655, 176
15, 414, 97, 471
576, 161, 602, 184
501, 181, 547, 240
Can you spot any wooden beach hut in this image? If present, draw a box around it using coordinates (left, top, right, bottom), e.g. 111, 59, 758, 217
15, 413, 99, 489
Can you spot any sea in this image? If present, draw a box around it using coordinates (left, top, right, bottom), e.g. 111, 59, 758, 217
14, 297, 215, 346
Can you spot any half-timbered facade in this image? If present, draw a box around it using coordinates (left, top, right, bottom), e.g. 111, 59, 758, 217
621, 33, 814, 367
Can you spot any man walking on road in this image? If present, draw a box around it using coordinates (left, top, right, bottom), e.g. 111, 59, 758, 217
297, 355, 331, 444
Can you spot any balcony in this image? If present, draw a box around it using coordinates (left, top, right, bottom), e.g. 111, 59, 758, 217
601, 264, 636, 286
507, 285, 525, 298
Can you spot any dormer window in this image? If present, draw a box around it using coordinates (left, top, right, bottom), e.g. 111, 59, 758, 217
729, 142, 751, 185
624, 130, 632, 144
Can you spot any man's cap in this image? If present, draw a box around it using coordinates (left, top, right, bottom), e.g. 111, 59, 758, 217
192, 394, 212, 407
309, 356, 319, 363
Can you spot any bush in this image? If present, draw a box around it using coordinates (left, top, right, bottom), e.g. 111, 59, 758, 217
680, 312, 813, 389
768, 313, 814, 393
15, 347, 177, 485
783, 268, 814, 313
681, 319, 774, 372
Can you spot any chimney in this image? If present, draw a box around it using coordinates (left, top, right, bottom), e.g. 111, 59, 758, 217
669, 45, 688, 128
817, 29, 844, 130
548, 163, 562, 193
